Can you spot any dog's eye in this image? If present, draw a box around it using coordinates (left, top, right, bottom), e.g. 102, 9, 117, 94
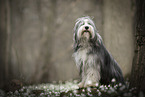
80, 22, 84, 26
88, 22, 92, 25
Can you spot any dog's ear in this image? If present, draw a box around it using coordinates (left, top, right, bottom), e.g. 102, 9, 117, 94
74, 19, 80, 33
96, 33, 102, 44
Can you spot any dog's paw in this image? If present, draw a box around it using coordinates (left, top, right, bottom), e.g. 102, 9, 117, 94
84, 80, 99, 87
78, 82, 84, 88
84, 83, 96, 87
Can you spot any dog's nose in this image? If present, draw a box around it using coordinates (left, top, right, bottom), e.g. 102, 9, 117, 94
85, 26, 89, 30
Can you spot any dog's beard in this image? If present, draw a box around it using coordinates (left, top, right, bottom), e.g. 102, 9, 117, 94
81, 31, 90, 39
77, 25, 95, 40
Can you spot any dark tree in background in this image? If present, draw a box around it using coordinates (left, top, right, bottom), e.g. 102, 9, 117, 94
130, 0, 145, 92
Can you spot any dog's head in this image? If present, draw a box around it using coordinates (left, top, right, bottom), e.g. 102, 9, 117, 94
74, 16, 97, 41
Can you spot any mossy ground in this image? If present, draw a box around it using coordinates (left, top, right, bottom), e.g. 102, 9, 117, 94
0, 80, 142, 97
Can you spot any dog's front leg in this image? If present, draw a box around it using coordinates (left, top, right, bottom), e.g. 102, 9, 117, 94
84, 66, 100, 87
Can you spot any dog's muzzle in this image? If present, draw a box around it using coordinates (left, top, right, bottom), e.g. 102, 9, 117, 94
77, 25, 94, 39
82, 26, 92, 38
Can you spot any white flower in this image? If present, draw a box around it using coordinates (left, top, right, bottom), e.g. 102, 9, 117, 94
111, 78, 116, 83
98, 92, 101, 96
95, 83, 99, 87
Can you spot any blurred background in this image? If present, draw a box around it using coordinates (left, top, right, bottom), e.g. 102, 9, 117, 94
0, 0, 135, 87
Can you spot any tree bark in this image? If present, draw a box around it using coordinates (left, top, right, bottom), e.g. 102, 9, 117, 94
130, 0, 145, 92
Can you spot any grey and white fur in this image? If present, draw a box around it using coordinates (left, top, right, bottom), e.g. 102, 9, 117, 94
73, 16, 124, 88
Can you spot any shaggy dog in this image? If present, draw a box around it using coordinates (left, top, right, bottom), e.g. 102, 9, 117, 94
73, 16, 124, 88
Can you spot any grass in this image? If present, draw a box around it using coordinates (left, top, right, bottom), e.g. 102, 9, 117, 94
0, 80, 142, 97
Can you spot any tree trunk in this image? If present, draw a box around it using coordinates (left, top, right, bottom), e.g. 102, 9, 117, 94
130, 0, 145, 92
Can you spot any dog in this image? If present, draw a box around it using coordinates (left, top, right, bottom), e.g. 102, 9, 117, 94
73, 16, 124, 88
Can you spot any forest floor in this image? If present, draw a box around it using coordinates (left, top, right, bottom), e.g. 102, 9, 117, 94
0, 80, 143, 97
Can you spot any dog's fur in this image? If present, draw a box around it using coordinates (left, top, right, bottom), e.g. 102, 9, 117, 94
73, 16, 124, 88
